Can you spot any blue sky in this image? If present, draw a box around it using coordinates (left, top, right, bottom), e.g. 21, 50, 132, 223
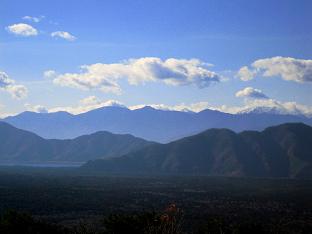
1, 0, 312, 116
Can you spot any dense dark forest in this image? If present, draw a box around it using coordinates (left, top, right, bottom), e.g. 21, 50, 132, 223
0, 167, 311, 233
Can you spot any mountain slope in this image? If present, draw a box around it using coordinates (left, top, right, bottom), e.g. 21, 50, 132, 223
82, 123, 312, 178
0, 122, 152, 162
4, 106, 312, 143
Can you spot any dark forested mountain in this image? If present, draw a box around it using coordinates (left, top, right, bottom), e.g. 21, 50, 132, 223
0, 122, 152, 162
3, 106, 312, 143
83, 123, 312, 179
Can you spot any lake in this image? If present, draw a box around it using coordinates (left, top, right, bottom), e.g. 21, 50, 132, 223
0, 161, 84, 167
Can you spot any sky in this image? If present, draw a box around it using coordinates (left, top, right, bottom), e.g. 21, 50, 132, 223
1, 0, 312, 117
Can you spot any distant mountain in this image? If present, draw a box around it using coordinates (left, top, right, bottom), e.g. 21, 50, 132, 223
3, 106, 312, 143
82, 123, 312, 179
0, 122, 152, 162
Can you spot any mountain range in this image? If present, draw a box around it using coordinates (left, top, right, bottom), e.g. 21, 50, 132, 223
82, 123, 312, 179
3, 106, 312, 143
0, 121, 152, 163
1, 119, 311, 179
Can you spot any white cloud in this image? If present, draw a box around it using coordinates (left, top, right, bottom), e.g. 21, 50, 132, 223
5, 85, 28, 99
25, 104, 48, 113
236, 66, 256, 81
43, 70, 57, 79
0, 71, 28, 99
51, 31, 76, 41
0, 71, 14, 87
78, 96, 125, 108
53, 57, 221, 93
238, 57, 312, 83
235, 87, 268, 99
79, 95, 101, 105
54, 66, 122, 94
6, 23, 38, 36
22, 15, 45, 23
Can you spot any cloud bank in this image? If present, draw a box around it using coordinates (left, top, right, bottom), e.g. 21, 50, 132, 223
53, 57, 221, 93
0, 71, 28, 99
51, 31, 76, 41
235, 87, 268, 99
27, 96, 212, 115
38, 96, 125, 115
237, 57, 312, 83
6, 23, 38, 36
129, 101, 211, 113
43, 70, 57, 79
237, 66, 256, 81
22, 15, 45, 23
21, 93, 312, 118
24, 104, 48, 113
